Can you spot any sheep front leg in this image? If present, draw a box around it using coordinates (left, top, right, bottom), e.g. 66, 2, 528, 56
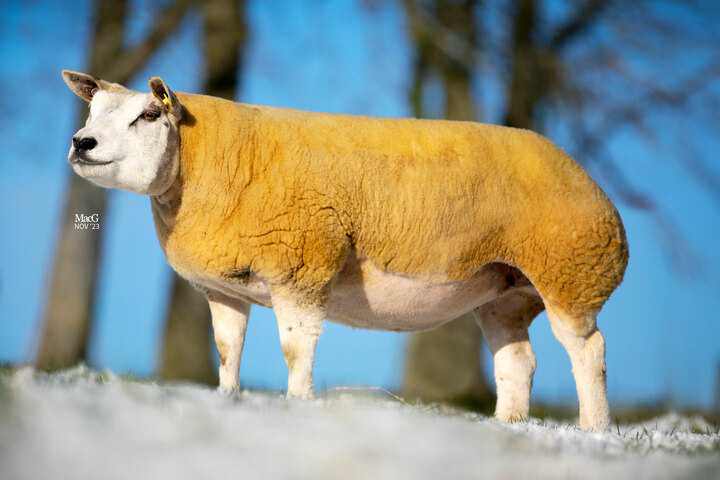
207, 290, 250, 392
273, 297, 324, 399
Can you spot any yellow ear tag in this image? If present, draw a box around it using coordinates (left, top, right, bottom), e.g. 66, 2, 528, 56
162, 94, 171, 107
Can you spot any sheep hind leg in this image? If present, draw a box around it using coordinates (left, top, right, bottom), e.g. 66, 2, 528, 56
546, 307, 609, 431
474, 291, 544, 423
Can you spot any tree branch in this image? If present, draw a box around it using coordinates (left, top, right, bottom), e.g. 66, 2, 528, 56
572, 57, 720, 168
105, 0, 192, 83
403, 0, 484, 77
549, 0, 611, 49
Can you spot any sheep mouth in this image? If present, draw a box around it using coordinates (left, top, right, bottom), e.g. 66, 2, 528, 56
76, 158, 114, 166
69, 153, 113, 166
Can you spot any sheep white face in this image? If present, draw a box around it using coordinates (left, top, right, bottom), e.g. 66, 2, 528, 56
63, 70, 181, 195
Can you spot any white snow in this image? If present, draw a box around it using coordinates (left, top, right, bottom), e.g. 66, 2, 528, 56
1, 366, 718, 480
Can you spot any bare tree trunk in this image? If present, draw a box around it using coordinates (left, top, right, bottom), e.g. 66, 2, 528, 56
159, 278, 216, 384
37, 0, 190, 371
401, 0, 494, 409
160, 0, 246, 384
504, 0, 540, 129
37, 0, 126, 370
403, 312, 494, 408
202, 0, 246, 100
36, 175, 109, 370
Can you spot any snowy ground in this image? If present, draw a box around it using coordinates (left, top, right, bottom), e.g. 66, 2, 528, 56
0, 366, 718, 480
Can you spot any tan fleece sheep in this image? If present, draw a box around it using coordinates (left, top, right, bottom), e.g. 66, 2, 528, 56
62, 70, 628, 431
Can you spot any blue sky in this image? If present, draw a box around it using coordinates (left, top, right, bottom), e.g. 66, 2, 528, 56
1, 0, 719, 411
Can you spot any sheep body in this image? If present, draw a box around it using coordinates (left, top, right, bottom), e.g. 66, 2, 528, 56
62, 72, 628, 431
152, 92, 627, 332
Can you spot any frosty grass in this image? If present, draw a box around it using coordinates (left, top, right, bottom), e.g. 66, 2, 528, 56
0, 365, 718, 480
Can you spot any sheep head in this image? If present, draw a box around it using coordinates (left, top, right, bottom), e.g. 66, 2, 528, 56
62, 71, 182, 196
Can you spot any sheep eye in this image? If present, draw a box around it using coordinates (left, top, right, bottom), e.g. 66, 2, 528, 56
143, 111, 159, 121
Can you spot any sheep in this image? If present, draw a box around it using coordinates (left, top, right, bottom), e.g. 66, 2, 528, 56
62, 70, 629, 431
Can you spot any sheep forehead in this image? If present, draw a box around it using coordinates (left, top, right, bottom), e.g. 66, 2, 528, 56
88, 90, 152, 125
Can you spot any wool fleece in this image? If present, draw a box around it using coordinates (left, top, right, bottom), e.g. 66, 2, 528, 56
152, 92, 627, 324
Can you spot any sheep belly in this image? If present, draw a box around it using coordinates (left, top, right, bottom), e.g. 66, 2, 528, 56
195, 257, 528, 333
326, 258, 525, 332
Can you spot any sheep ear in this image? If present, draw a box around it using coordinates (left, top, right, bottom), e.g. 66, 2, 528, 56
62, 70, 102, 102
149, 76, 181, 118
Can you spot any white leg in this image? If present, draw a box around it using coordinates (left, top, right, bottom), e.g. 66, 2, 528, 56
474, 293, 541, 422
273, 297, 324, 399
207, 291, 250, 392
546, 308, 609, 431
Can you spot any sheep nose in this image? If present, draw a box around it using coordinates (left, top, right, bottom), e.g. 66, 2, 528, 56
73, 136, 97, 152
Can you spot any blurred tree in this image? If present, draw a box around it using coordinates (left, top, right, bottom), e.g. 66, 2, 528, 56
160, 0, 247, 384
715, 362, 720, 415
37, 0, 191, 371
401, 0, 494, 409
400, 0, 720, 408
